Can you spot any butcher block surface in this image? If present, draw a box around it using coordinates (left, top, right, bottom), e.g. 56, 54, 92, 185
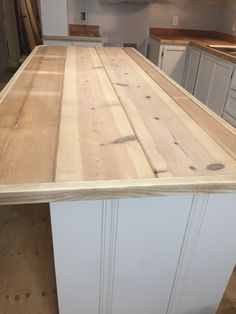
0, 46, 235, 204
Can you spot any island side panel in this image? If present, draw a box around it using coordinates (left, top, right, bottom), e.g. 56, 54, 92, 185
50, 195, 193, 314
167, 193, 236, 314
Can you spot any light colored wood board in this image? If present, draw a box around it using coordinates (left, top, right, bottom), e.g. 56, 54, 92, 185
18, 0, 36, 50
0, 176, 235, 205
0, 46, 235, 203
25, 0, 41, 43
124, 48, 236, 158
0, 47, 38, 103
97, 47, 236, 178
0, 203, 58, 314
0, 46, 66, 184
55, 47, 154, 181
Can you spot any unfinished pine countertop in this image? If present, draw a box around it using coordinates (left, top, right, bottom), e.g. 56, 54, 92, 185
0, 45, 236, 204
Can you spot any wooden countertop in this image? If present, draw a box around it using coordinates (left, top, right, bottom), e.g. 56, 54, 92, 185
43, 35, 103, 42
0, 46, 236, 204
150, 28, 236, 63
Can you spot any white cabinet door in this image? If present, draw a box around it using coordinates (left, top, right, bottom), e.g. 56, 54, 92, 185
223, 88, 236, 127
147, 37, 160, 66
40, 0, 68, 36
184, 48, 201, 94
194, 54, 234, 116
194, 54, 215, 103
224, 88, 236, 119
160, 45, 187, 85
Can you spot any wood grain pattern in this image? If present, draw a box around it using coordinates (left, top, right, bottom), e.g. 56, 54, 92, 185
149, 28, 236, 63
69, 24, 100, 37
55, 47, 153, 181
0, 46, 235, 204
0, 203, 58, 314
97, 48, 236, 177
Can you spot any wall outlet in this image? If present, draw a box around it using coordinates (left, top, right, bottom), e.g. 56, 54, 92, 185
81, 12, 86, 21
173, 15, 179, 26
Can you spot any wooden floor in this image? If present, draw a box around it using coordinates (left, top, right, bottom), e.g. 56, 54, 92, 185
0, 204, 58, 314
0, 203, 235, 314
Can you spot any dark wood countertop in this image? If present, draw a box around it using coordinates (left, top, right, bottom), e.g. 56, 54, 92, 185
150, 28, 236, 63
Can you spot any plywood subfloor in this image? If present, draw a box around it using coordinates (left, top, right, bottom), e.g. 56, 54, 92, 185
0, 203, 235, 314
0, 204, 58, 314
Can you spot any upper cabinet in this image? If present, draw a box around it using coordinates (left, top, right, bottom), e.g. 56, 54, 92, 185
40, 0, 68, 36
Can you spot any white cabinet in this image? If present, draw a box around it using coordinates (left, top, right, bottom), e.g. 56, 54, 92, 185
40, 0, 68, 36
223, 68, 236, 127
194, 53, 234, 116
148, 38, 187, 85
184, 47, 201, 94
148, 37, 160, 66
160, 45, 187, 85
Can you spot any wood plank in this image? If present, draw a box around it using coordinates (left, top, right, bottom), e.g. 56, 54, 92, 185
25, 0, 41, 43
0, 46, 66, 184
18, 0, 36, 50
124, 48, 236, 159
55, 47, 154, 181
97, 47, 236, 178
0, 176, 235, 205
0, 203, 58, 314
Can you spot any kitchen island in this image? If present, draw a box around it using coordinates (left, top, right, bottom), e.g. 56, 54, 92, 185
0, 46, 236, 314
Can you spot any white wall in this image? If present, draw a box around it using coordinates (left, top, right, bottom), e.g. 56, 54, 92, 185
218, 0, 236, 35
68, 0, 221, 53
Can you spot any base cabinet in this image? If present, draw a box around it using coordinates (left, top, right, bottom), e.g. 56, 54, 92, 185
50, 193, 236, 314
184, 47, 201, 94
193, 53, 234, 117
148, 38, 187, 85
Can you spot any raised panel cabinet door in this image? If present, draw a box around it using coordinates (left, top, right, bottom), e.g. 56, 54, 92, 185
194, 53, 215, 104
160, 45, 187, 85
184, 48, 201, 94
207, 60, 234, 116
147, 37, 160, 66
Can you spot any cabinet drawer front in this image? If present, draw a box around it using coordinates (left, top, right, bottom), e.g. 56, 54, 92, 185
224, 89, 236, 119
